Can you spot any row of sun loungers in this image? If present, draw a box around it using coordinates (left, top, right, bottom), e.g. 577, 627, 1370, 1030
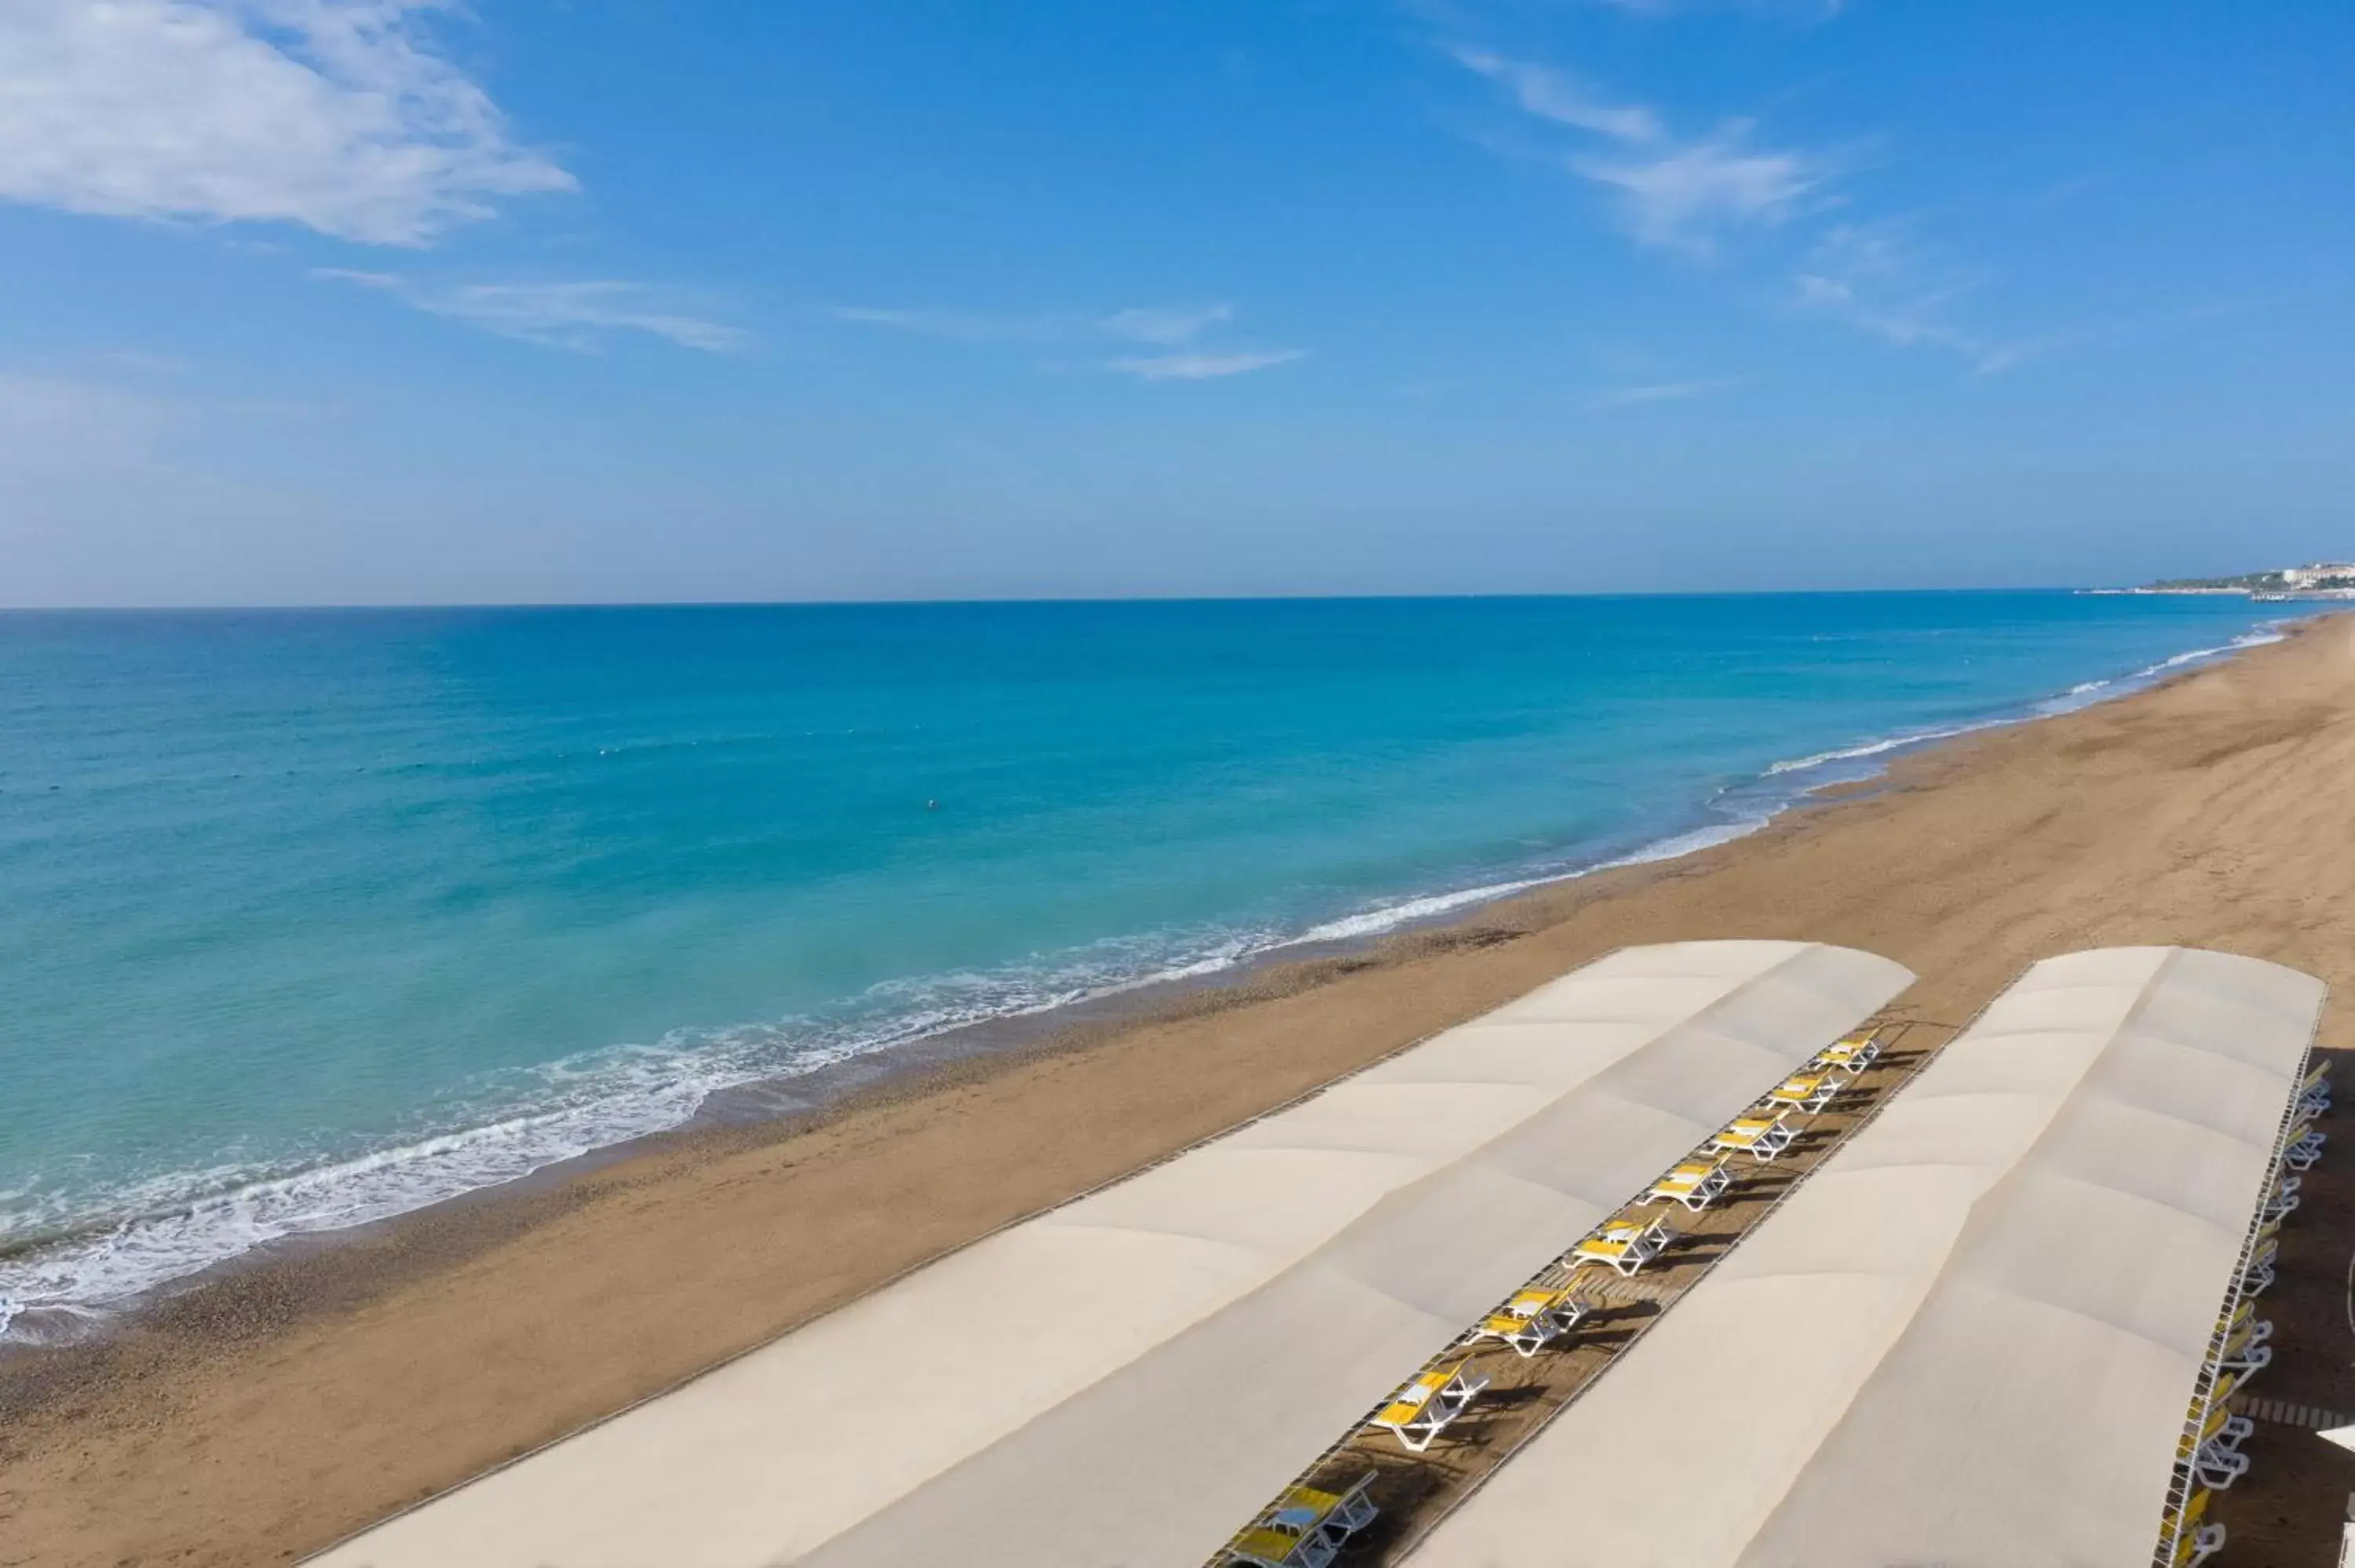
1229, 1024, 1896, 1563
2155, 1060, 2328, 1568
1340, 1028, 1889, 1466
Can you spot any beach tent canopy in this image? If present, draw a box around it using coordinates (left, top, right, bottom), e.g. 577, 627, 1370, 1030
1408, 946, 2326, 1568
311, 940, 1910, 1568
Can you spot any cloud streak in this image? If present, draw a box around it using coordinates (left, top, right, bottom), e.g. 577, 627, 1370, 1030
1576, 128, 1824, 251
319, 272, 747, 352
824, 306, 1067, 345
1790, 225, 2037, 373
1448, 48, 1827, 253
1449, 48, 1660, 143
1107, 350, 1305, 381
0, 0, 573, 246
1100, 303, 1235, 345
831, 300, 1301, 380
1447, 44, 2036, 372
1586, 374, 1753, 408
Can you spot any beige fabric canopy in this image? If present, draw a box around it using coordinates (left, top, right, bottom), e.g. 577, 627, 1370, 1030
1409, 945, 2326, 1568
311, 939, 1909, 1568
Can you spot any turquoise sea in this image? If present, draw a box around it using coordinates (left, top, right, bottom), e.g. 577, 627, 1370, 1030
0, 593, 2304, 1338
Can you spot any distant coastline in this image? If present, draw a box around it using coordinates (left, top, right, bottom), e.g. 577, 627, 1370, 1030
2090, 559, 2355, 600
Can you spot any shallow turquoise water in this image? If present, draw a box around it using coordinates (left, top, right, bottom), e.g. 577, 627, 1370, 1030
0, 593, 2300, 1334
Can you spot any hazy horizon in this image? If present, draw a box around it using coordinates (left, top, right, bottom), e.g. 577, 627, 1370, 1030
0, 583, 2231, 614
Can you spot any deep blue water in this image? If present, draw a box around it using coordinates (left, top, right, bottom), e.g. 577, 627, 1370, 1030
0, 593, 2301, 1336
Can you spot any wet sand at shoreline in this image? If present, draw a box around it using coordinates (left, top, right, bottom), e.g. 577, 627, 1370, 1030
8, 614, 2355, 1566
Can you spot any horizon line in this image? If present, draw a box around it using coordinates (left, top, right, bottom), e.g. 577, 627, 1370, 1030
0, 585, 2151, 614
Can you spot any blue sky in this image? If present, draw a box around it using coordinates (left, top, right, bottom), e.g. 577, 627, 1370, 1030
3, 1, 2351, 605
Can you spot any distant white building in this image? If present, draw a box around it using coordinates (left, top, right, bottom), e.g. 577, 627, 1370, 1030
2280, 563, 2355, 587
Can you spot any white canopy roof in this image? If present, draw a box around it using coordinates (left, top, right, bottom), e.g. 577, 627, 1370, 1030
311, 939, 1909, 1568
1409, 946, 2326, 1568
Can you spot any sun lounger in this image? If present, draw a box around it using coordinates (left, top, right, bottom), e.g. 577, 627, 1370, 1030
2190, 1442, 2250, 1491
1571, 1212, 1673, 1277
2214, 1281, 2270, 1328
1367, 1358, 1489, 1453
1638, 1155, 1734, 1212
2284, 1128, 2326, 1172
2204, 1366, 2252, 1410
1812, 1028, 1882, 1077
1222, 1471, 1380, 1566
2182, 1403, 2255, 1490
2298, 1061, 2331, 1118
2218, 1318, 2273, 1377
2218, 1296, 2272, 1344
2164, 1488, 2225, 1568
2183, 1399, 2255, 1457
1711, 1110, 1798, 1163
1225, 1525, 1338, 1568
1765, 1070, 1842, 1115
2242, 1238, 2278, 1296
1466, 1285, 1592, 1358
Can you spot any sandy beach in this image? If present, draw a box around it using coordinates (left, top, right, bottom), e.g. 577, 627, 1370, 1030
7, 613, 2355, 1566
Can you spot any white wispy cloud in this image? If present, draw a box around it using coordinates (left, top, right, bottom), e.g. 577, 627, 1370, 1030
1447, 48, 1827, 253
1593, 0, 1850, 20
319, 272, 747, 352
829, 301, 1240, 348
824, 306, 1068, 345
1099, 303, 1234, 345
0, 0, 573, 246
1586, 374, 1753, 408
1448, 48, 1662, 143
1577, 127, 1824, 252
1791, 224, 2036, 373
833, 301, 1300, 379
1446, 42, 2047, 374
1107, 350, 1305, 381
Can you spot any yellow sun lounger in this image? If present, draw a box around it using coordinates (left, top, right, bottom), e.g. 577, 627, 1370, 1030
2182, 1400, 2251, 1458
2261, 1175, 2300, 1222
1466, 1285, 1593, 1357
1812, 1029, 1882, 1075
2180, 1401, 2255, 1490
1765, 1070, 1842, 1115
2218, 1295, 2269, 1341
2203, 1366, 2251, 1409
2285, 1119, 2327, 1171
2250, 1209, 2286, 1252
1367, 1358, 1489, 1452
2299, 1060, 2331, 1115
2218, 1315, 2273, 1377
2163, 1487, 2225, 1568
1571, 1212, 1672, 1277
1224, 1473, 1380, 1567
1711, 1110, 1798, 1163
1225, 1526, 1338, 1568
1638, 1155, 1734, 1212
2242, 1236, 2279, 1294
